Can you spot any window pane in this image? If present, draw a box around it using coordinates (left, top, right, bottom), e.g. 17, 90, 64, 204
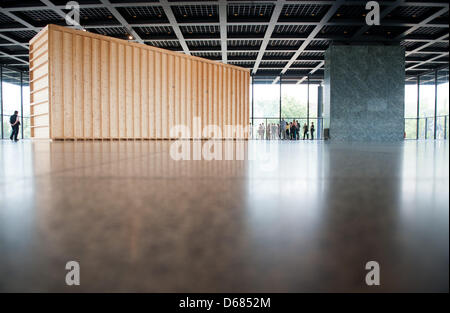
253, 78, 280, 119
281, 83, 307, 119
23, 73, 30, 139
309, 83, 319, 119
419, 72, 435, 139
437, 67, 448, 139
405, 118, 417, 139
2, 69, 22, 139
405, 80, 417, 118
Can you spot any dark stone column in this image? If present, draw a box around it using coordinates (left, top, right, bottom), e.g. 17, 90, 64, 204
323, 45, 405, 141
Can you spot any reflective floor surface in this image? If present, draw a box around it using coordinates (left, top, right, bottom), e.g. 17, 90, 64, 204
0, 139, 448, 292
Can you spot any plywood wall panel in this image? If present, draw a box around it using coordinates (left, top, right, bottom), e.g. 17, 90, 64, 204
30, 24, 249, 140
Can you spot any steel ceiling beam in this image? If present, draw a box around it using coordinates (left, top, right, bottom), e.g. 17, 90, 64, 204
98, 0, 142, 43
406, 34, 449, 56
252, 1, 284, 74
278, 0, 346, 82
406, 52, 449, 70
159, 0, 190, 55
219, 0, 227, 63
394, 6, 449, 40
40, 0, 82, 30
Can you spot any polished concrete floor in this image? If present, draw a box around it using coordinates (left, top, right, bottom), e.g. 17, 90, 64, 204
0, 139, 448, 292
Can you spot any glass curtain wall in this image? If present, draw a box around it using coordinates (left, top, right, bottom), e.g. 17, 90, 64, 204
1, 66, 29, 140
252, 76, 322, 140
418, 72, 436, 139
404, 78, 418, 139
403, 66, 449, 140
250, 67, 449, 141
436, 68, 449, 139
252, 77, 280, 140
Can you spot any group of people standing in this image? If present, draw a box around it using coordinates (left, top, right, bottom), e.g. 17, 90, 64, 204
280, 119, 315, 140
255, 119, 315, 140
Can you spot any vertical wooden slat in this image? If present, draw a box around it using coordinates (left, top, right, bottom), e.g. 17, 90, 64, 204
110, 41, 118, 138
223, 67, 228, 136
133, 47, 140, 139
125, 45, 133, 138
237, 70, 241, 138
148, 51, 155, 139
191, 60, 197, 136
174, 56, 180, 133
180, 57, 185, 135
82, 36, 92, 138
118, 44, 126, 139
74, 35, 83, 139
155, 52, 162, 138
92, 38, 101, 139
101, 40, 110, 139
197, 61, 203, 136
217, 66, 222, 136
161, 53, 168, 138
141, 49, 148, 139
186, 59, 191, 138
203, 63, 208, 138
208, 63, 213, 135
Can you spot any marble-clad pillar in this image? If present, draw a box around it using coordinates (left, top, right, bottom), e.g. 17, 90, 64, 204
323, 45, 405, 141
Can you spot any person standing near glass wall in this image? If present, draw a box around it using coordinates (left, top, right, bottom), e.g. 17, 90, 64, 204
9, 110, 20, 142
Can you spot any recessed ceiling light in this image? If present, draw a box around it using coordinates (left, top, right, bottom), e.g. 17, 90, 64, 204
209, 13, 213, 17
128, 35, 133, 40
108, 15, 112, 19
133, 15, 136, 18
311, 14, 315, 16
336, 13, 341, 17
234, 13, 238, 16
158, 14, 162, 18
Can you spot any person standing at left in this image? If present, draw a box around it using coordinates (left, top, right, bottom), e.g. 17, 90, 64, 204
10, 110, 20, 142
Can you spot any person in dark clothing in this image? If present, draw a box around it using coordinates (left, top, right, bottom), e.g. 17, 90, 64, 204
310, 122, 315, 140
303, 123, 308, 140
10, 110, 20, 142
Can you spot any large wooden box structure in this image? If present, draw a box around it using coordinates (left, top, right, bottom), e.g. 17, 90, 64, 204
29, 24, 250, 140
